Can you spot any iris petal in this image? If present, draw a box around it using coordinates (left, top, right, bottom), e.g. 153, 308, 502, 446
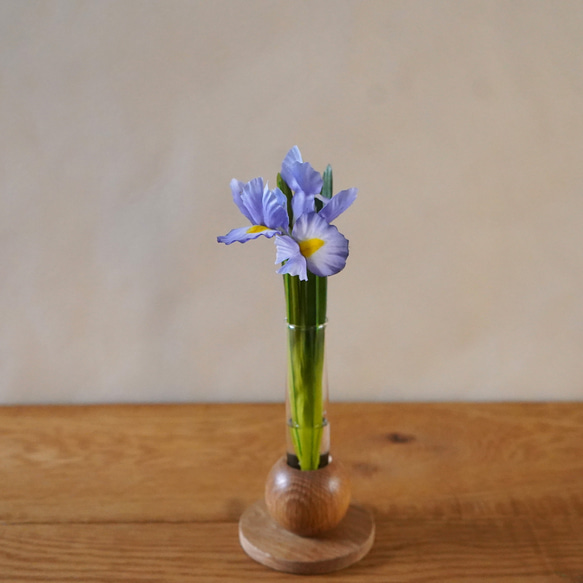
263, 187, 289, 230
280, 146, 322, 201
274, 235, 299, 264
239, 178, 265, 226
230, 179, 254, 224
306, 228, 348, 276
275, 236, 308, 280
281, 146, 303, 187
292, 212, 349, 277
291, 161, 323, 197
291, 190, 315, 222
318, 188, 357, 224
277, 254, 307, 280
217, 226, 280, 245
271, 186, 287, 209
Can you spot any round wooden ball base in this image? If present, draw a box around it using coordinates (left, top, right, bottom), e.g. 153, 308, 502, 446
239, 500, 375, 575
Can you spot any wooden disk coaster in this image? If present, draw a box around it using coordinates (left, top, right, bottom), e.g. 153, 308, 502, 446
239, 500, 375, 575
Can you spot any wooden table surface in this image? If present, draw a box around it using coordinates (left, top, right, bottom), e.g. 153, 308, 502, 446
1, 402, 582, 582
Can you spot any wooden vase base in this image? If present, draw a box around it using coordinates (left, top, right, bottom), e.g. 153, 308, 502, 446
239, 500, 375, 574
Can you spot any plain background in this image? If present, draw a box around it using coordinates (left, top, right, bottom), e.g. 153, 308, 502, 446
1, 0, 582, 404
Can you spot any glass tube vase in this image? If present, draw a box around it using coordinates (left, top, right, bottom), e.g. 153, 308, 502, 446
285, 321, 330, 471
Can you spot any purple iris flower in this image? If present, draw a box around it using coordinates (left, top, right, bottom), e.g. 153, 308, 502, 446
218, 147, 356, 280
217, 177, 289, 244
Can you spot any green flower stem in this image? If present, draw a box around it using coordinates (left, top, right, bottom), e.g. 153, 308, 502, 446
284, 272, 327, 470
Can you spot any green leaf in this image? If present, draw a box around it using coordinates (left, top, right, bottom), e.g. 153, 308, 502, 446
277, 172, 294, 228
321, 164, 333, 199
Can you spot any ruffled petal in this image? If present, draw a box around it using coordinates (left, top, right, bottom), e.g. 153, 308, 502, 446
274, 234, 298, 263
277, 254, 308, 280
281, 146, 303, 187
317, 188, 357, 224
230, 179, 254, 224
271, 186, 288, 209
262, 187, 289, 231
239, 177, 266, 225
292, 212, 349, 277
281, 146, 322, 199
290, 161, 323, 197
217, 226, 279, 245
306, 227, 348, 276
274, 235, 308, 280
291, 190, 315, 222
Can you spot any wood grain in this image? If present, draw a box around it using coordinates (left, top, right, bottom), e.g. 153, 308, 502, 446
239, 501, 374, 574
0, 403, 582, 581
1, 516, 582, 582
264, 456, 351, 536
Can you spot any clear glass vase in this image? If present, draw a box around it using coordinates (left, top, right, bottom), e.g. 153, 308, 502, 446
285, 321, 330, 471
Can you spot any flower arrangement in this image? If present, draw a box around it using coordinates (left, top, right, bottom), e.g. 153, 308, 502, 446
218, 146, 356, 470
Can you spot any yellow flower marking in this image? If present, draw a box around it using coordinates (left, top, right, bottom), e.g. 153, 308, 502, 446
246, 225, 270, 234
299, 238, 325, 258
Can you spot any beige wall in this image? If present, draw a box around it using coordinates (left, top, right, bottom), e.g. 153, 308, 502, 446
1, 1, 582, 404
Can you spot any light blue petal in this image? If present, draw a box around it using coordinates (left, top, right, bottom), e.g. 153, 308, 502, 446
277, 254, 308, 281
274, 235, 299, 263
230, 179, 254, 224
317, 188, 357, 224
262, 187, 289, 231
281, 146, 302, 187
291, 161, 323, 197
271, 186, 288, 209
274, 235, 307, 280
230, 179, 245, 195
239, 178, 265, 225
291, 190, 315, 222
292, 212, 349, 277
291, 212, 325, 242
217, 226, 279, 245
306, 226, 348, 276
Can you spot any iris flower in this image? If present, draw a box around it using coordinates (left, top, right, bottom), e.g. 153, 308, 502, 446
217, 147, 357, 281
217, 177, 288, 244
